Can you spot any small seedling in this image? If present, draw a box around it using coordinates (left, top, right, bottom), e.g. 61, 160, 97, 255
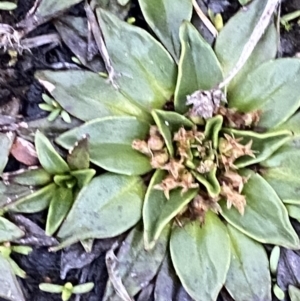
39, 281, 94, 301
280, 10, 300, 31
3, 132, 96, 236
0, 242, 32, 278
39, 94, 71, 123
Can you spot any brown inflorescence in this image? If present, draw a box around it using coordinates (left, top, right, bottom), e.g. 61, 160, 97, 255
132, 109, 258, 223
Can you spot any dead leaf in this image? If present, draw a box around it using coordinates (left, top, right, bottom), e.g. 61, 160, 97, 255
10, 137, 38, 166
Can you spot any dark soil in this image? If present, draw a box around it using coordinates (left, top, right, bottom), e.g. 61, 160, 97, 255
1, 0, 300, 300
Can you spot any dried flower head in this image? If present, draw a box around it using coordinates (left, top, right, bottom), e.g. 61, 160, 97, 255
186, 89, 226, 119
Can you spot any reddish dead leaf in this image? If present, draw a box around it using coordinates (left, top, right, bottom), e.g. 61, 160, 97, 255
10, 137, 38, 166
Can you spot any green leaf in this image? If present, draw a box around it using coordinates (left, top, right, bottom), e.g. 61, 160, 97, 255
0, 182, 32, 208
220, 169, 300, 249
12, 246, 33, 255
4, 168, 52, 186
223, 128, 292, 168
103, 225, 169, 300
57, 173, 145, 246
261, 142, 300, 203
0, 2, 17, 10
97, 8, 177, 110
228, 59, 300, 128
46, 187, 74, 236
36, 70, 151, 122
60, 110, 71, 123
175, 21, 223, 114
56, 116, 151, 176
32, 0, 82, 21
5, 183, 57, 213
72, 282, 94, 294
48, 108, 61, 122
39, 283, 64, 293
35, 131, 70, 175
289, 285, 300, 301
67, 136, 90, 170
39, 103, 55, 112
215, 0, 277, 94
273, 284, 285, 300
191, 166, 220, 197
225, 224, 272, 301
151, 109, 194, 131
7, 257, 26, 279
170, 212, 230, 301
152, 110, 174, 157
285, 204, 300, 221
204, 115, 223, 149
276, 112, 300, 137
143, 170, 198, 250
0, 217, 24, 242
0, 133, 14, 174
270, 246, 280, 275
138, 0, 192, 61
70, 169, 96, 189
42, 93, 54, 105
0, 255, 25, 301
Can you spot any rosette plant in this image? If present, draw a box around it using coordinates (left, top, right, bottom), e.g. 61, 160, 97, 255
3, 132, 96, 235
8, 0, 300, 300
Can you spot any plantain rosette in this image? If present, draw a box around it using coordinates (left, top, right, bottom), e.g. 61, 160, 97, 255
32, 0, 300, 300
2, 132, 96, 236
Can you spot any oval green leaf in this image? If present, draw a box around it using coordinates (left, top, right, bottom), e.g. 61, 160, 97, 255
97, 8, 177, 111
215, 0, 277, 94
0, 255, 25, 301
4, 168, 52, 186
0, 2, 17, 10
228, 59, 300, 128
143, 170, 198, 250
35, 131, 70, 175
57, 173, 145, 246
220, 169, 300, 249
225, 224, 272, 301
5, 183, 57, 213
0, 217, 24, 242
56, 116, 151, 175
138, 0, 192, 61
39, 283, 64, 293
270, 246, 280, 275
175, 21, 223, 114
289, 285, 300, 301
36, 70, 151, 122
72, 282, 94, 294
261, 142, 300, 203
0, 182, 32, 208
170, 212, 230, 301
46, 187, 74, 236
